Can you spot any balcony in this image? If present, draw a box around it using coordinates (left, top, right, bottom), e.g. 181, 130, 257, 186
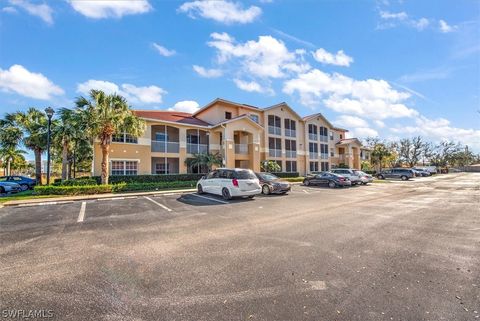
285, 129, 296, 137
320, 135, 328, 142
285, 150, 297, 158
309, 152, 318, 160
308, 133, 318, 141
151, 141, 180, 153
321, 153, 329, 160
269, 149, 282, 157
187, 143, 208, 154
268, 126, 281, 136
235, 144, 248, 154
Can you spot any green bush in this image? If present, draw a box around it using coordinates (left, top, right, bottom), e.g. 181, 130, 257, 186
271, 172, 299, 178
112, 181, 196, 192
92, 174, 204, 184
282, 177, 304, 182
61, 178, 98, 186
34, 184, 118, 195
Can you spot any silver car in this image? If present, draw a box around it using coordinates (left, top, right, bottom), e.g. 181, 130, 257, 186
353, 170, 374, 185
0, 181, 22, 194
330, 168, 362, 185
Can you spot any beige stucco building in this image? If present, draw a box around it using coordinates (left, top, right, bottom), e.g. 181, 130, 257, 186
92, 98, 371, 177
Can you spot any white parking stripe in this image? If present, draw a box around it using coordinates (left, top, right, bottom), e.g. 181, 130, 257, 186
77, 202, 86, 223
144, 196, 172, 212
189, 193, 229, 204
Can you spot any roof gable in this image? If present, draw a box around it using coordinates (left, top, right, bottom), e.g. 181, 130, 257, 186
133, 110, 211, 126
193, 98, 259, 117
262, 102, 303, 120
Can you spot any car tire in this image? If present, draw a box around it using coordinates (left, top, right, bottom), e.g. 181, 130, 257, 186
304, 180, 310, 186
0, 186, 4, 194
378, 175, 384, 180
222, 188, 232, 200
262, 184, 271, 195
20, 184, 29, 191
328, 181, 336, 188
248, 195, 255, 199
197, 184, 204, 194
362, 182, 367, 185
401, 175, 408, 181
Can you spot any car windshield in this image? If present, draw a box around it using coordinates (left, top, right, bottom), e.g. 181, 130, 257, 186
354, 170, 366, 176
257, 173, 279, 181
235, 170, 256, 180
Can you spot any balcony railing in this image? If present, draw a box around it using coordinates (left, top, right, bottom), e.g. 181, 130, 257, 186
285, 150, 297, 158
309, 152, 318, 159
235, 144, 248, 154
308, 133, 318, 141
269, 149, 282, 157
320, 135, 328, 142
151, 141, 180, 153
321, 153, 329, 160
268, 126, 281, 135
285, 129, 296, 137
187, 143, 208, 154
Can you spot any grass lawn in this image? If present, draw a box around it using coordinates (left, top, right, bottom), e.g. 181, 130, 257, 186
0, 190, 72, 203
373, 179, 391, 183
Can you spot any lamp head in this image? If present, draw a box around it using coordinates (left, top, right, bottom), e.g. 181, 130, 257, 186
45, 107, 55, 118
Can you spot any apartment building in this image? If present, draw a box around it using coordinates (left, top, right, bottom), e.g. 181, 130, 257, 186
92, 98, 371, 177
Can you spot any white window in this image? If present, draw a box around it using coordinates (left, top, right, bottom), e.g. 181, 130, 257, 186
112, 133, 138, 144
249, 114, 259, 123
111, 160, 138, 175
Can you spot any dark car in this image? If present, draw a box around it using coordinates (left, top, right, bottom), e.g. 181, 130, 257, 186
412, 168, 431, 177
255, 172, 291, 195
303, 172, 352, 188
377, 168, 414, 181
0, 176, 37, 191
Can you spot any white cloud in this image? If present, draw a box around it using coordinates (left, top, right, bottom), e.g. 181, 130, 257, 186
9, 0, 53, 24
283, 69, 417, 119
233, 79, 273, 94
192, 65, 223, 78
312, 48, 353, 67
2, 6, 18, 13
379, 11, 408, 20
378, 10, 430, 31
207, 32, 309, 79
348, 127, 379, 138
412, 17, 429, 30
168, 100, 200, 113
152, 43, 176, 57
69, 0, 152, 19
77, 80, 166, 105
374, 120, 386, 128
178, 0, 261, 24
439, 19, 456, 33
0, 64, 64, 100
333, 115, 369, 128
391, 116, 480, 150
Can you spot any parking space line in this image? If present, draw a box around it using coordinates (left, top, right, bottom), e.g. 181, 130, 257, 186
188, 193, 229, 204
18, 201, 74, 207
77, 202, 86, 223
144, 196, 172, 212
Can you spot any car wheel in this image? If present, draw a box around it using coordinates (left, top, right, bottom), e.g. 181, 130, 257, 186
401, 175, 408, 181
248, 195, 255, 199
328, 181, 336, 188
20, 184, 29, 191
262, 184, 271, 195
197, 184, 204, 194
304, 180, 310, 186
378, 175, 384, 180
0, 186, 4, 194
362, 182, 367, 185
222, 188, 232, 200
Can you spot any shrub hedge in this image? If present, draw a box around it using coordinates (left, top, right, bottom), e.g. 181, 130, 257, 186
92, 174, 204, 184
271, 172, 300, 178
112, 181, 196, 192
61, 179, 98, 186
282, 177, 305, 182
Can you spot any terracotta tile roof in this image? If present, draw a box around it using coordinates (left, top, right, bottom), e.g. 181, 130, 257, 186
133, 110, 211, 126
336, 138, 362, 145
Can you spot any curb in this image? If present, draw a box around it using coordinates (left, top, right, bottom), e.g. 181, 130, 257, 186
2, 188, 197, 207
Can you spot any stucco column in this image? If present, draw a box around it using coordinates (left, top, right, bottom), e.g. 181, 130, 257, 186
179, 127, 187, 174
249, 133, 261, 172
224, 127, 235, 168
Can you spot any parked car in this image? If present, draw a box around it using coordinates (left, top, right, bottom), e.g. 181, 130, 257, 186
0, 181, 22, 194
303, 172, 352, 188
412, 168, 431, 177
353, 170, 374, 185
255, 172, 291, 195
414, 166, 437, 174
330, 168, 361, 185
377, 168, 415, 180
197, 168, 261, 200
0, 175, 37, 191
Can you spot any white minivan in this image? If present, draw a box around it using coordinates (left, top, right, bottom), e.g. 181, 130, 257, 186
196, 168, 262, 200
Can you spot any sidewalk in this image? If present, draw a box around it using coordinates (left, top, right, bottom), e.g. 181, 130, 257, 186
2, 188, 197, 207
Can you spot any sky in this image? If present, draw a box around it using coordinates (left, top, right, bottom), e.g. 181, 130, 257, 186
0, 0, 479, 156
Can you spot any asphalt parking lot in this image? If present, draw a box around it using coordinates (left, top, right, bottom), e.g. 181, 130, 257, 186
0, 172, 479, 321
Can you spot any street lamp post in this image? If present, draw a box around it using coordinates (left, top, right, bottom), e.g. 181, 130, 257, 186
45, 107, 55, 185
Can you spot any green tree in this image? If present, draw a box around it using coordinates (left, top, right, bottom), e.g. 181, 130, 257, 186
75, 90, 145, 184
0, 146, 26, 175
371, 143, 392, 172
0, 113, 23, 175
260, 160, 281, 172
14, 108, 48, 183
185, 152, 223, 173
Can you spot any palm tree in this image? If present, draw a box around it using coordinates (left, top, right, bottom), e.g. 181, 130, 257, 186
53, 108, 85, 180
0, 146, 26, 175
14, 108, 48, 183
0, 113, 23, 175
185, 152, 223, 173
75, 89, 145, 184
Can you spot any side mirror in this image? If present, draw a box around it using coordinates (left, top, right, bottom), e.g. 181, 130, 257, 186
201, 176, 206, 180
